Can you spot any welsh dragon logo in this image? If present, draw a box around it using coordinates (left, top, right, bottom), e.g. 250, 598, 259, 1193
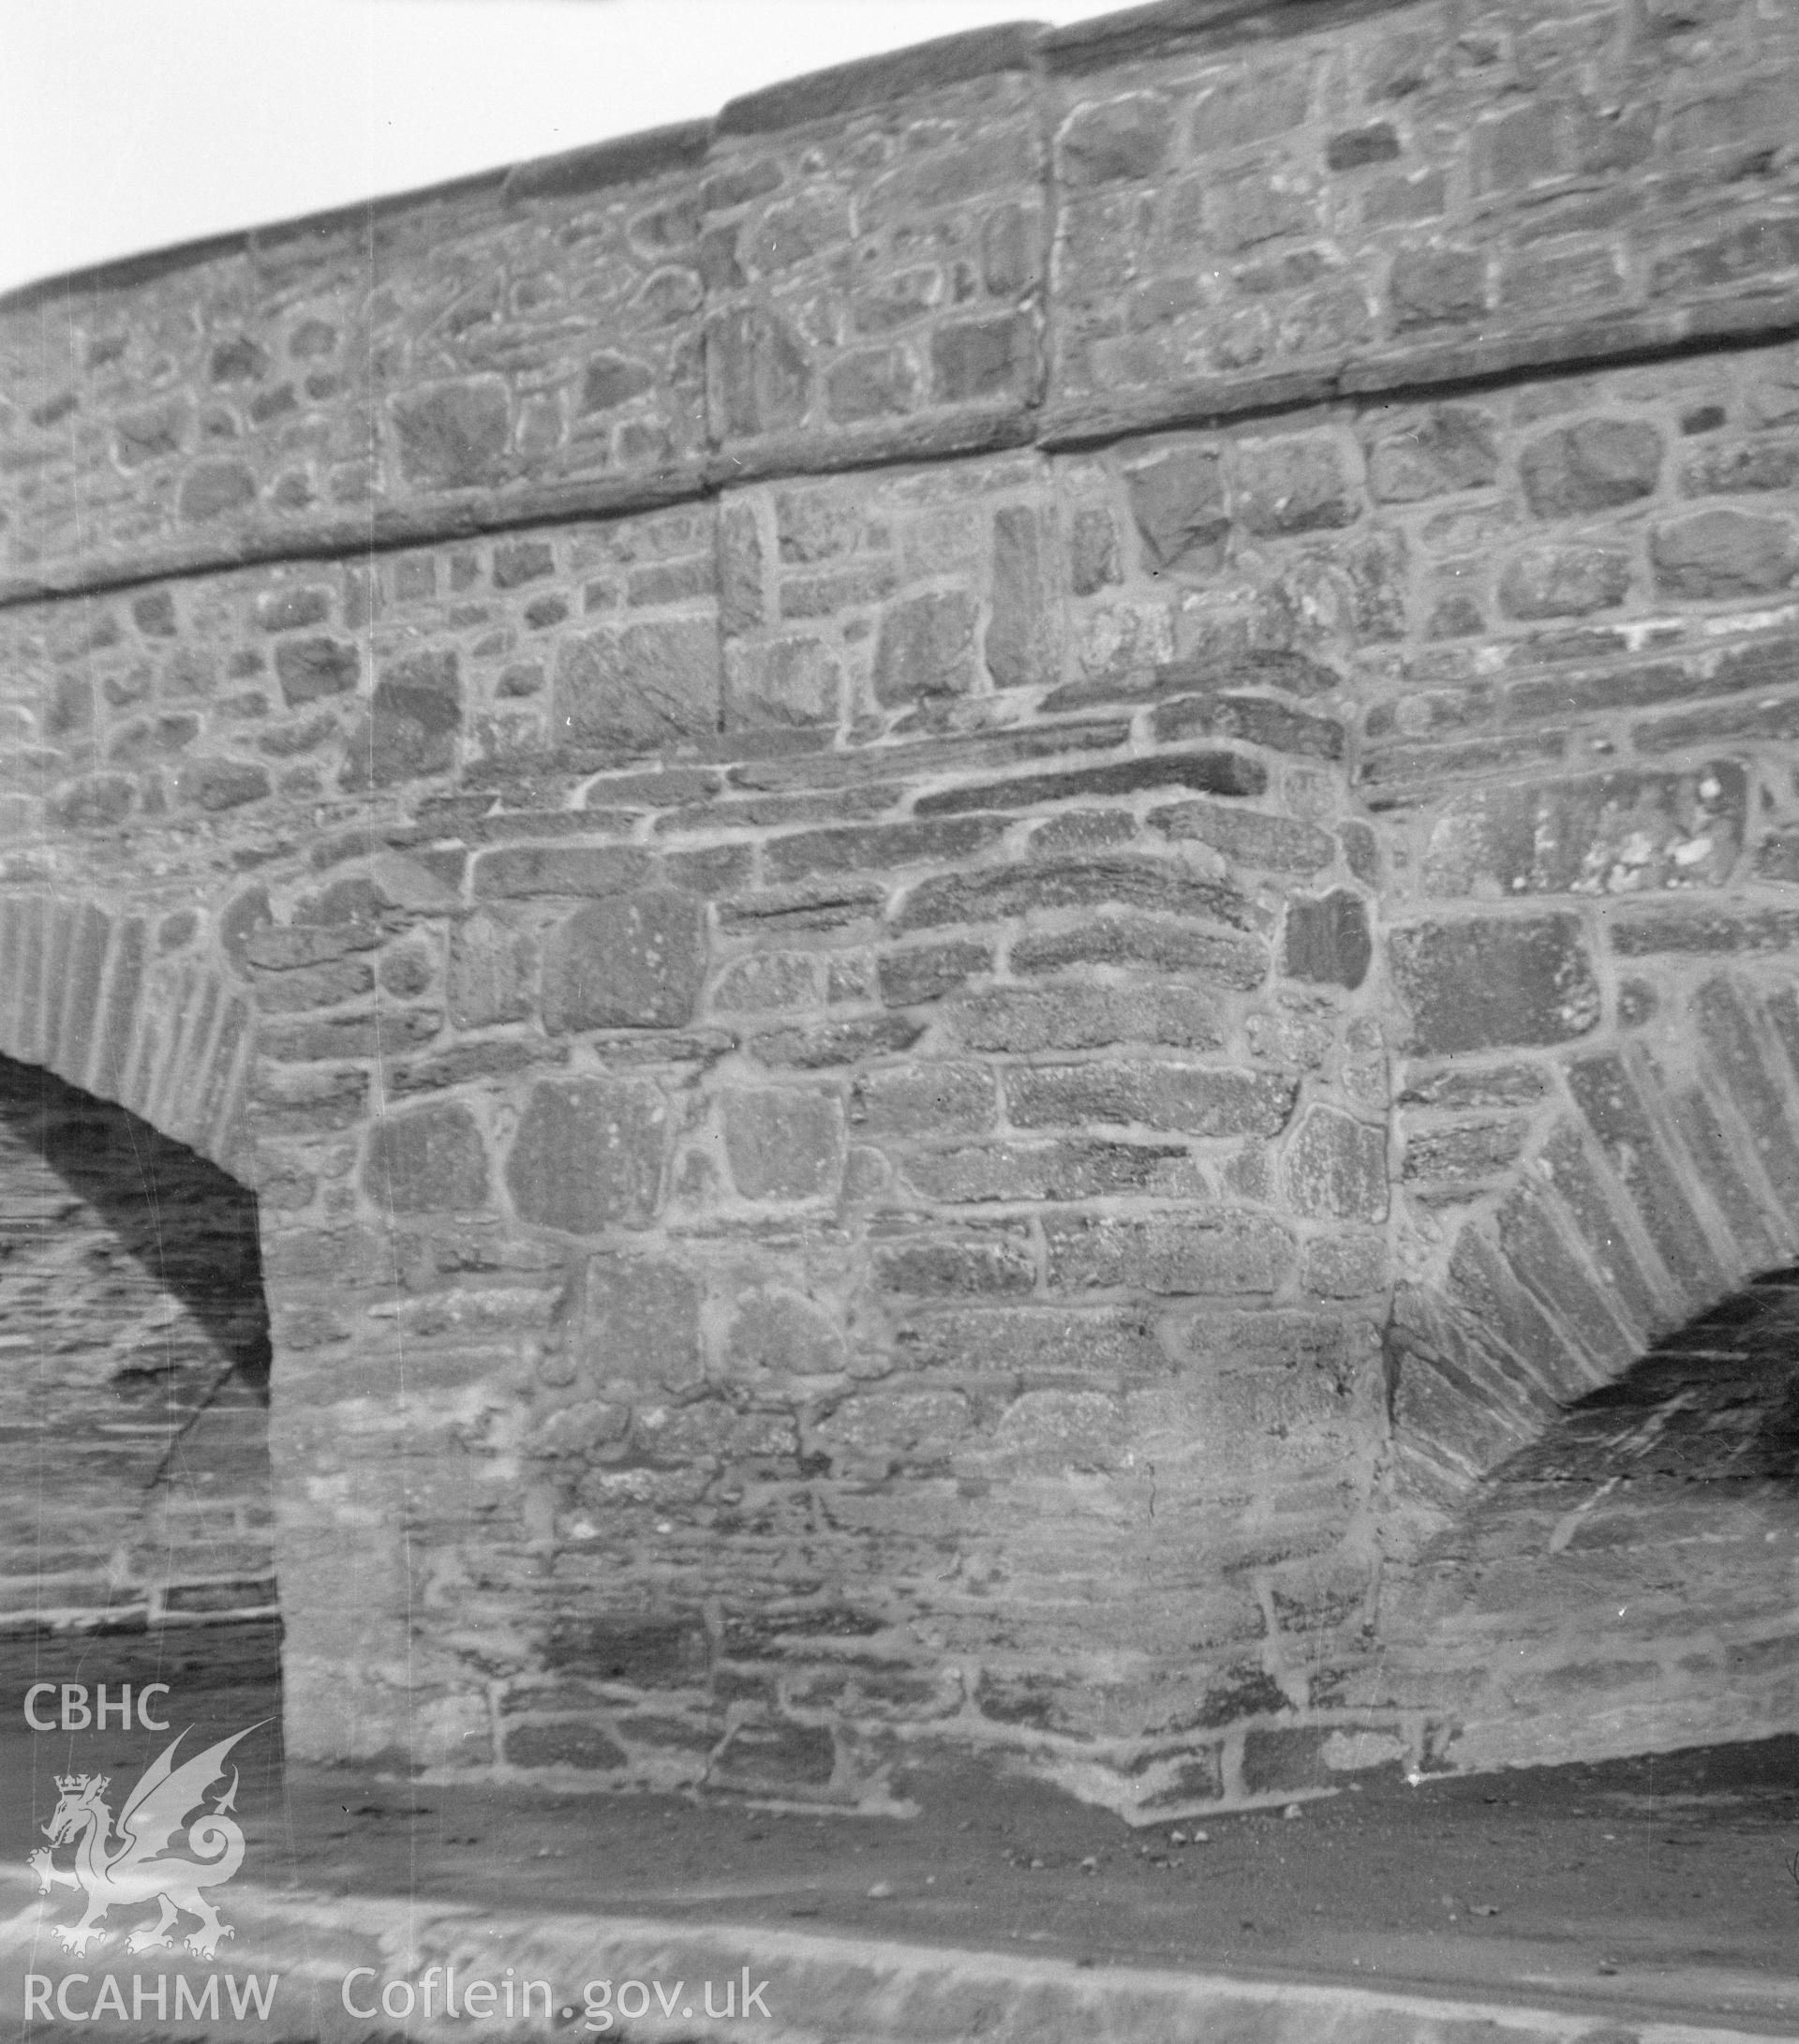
27, 1724, 261, 1960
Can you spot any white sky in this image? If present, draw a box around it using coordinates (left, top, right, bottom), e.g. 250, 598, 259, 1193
0, 0, 1110, 297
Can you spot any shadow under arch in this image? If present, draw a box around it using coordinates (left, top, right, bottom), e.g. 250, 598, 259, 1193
1385, 1270, 1799, 1774
0, 1051, 276, 1634
1382, 963, 1799, 1774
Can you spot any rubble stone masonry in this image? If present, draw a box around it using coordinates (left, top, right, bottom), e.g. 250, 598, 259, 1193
1, 0, 1797, 1809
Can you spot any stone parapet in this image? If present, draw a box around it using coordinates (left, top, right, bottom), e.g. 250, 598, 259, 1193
6, 0, 1799, 597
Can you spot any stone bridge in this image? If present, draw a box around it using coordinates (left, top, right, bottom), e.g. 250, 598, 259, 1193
2, 0, 1796, 1814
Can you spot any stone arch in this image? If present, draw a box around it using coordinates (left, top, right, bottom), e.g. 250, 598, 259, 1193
0, 889, 274, 1641
0, 892, 252, 1175
1384, 1262, 1799, 1773
1389, 967, 1799, 1516
1383, 965, 1799, 1771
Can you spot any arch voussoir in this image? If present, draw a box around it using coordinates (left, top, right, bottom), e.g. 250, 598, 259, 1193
1393, 969, 1799, 1512
0, 888, 248, 1175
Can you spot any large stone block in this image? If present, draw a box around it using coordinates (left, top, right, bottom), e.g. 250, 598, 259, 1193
871, 1223, 1035, 1296
1125, 447, 1228, 574
1421, 766, 1745, 898
390, 378, 513, 490
849, 1062, 998, 1137
354, 649, 461, 786
554, 619, 722, 751
506, 1079, 668, 1231
721, 1087, 843, 1201
898, 858, 1262, 935
1232, 434, 1359, 535
1057, 93, 1176, 186
1650, 509, 1799, 599
872, 589, 979, 707
576, 1253, 702, 1390
1519, 420, 1663, 518
448, 913, 536, 1028
1363, 406, 1499, 502
954, 984, 1223, 1053
905, 1138, 1191, 1204
1390, 916, 1601, 1054
364, 1102, 490, 1214
724, 1291, 845, 1380
986, 505, 1061, 693
1006, 1061, 1296, 1138
1044, 1212, 1294, 1295
1281, 892, 1372, 990
542, 892, 707, 1032
1282, 1106, 1389, 1222
1498, 544, 1633, 619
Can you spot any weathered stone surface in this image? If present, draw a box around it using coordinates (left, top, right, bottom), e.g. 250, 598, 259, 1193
986, 505, 1060, 692
1152, 802, 1334, 873
721, 1088, 842, 1201
1282, 891, 1373, 991
898, 858, 1261, 934
177, 756, 271, 812
1421, 766, 1745, 898
1058, 93, 1175, 186
391, 378, 511, 489
932, 315, 1033, 404
254, 958, 374, 1012
1402, 1117, 1531, 1184
448, 912, 536, 1028
750, 1013, 925, 1067
260, 1007, 442, 1063
356, 649, 461, 786
1044, 1212, 1294, 1295
872, 590, 979, 706
1364, 406, 1499, 501
878, 942, 992, 1008
1498, 545, 1633, 619
954, 984, 1222, 1053
917, 751, 1265, 816
725, 1291, 844, 1380
506, 1079, 668, 1231
1650, 509, 1799, 598
1152, 694, 1345, 760
1126, 448, 1228, 574
555, 620, 722, 750
724, 637, 840, 728
1520, 421, 1663, 518
1563, 1052, 1727, 1304
1006, 1061, 1296, 1138
764, 816, 1008, 883
542, 892, 707, 1032
576, 1254, 702, 1390
1283, 1106, 1389, 1221
708, 305, 810, 438
364, 1102, 490, 1213
472, 846, 647, 899
894, 1305, 1159, 1377
1390, 917, 1601, 1054
873, 1227, 1035, 1297
712, 950, 819, 1012
274, 636, 359, 706
850, 1062, 997, 1137
905, 1139, 1191, 1203
1233, 435, 1359, 535
1012, 916, 1269, 992
178, 460, 257, 523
